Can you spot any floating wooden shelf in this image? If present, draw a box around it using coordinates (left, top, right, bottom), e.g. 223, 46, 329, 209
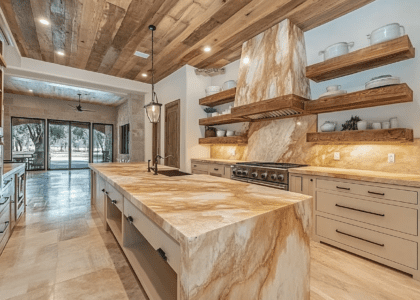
307, 128, 414, 143
231, 94, 309, 122
199, 136, 248, 145
199, 88, 236, 107
306, 84, 413, 114
199, 113, 248, 126
306, 35, 415, 82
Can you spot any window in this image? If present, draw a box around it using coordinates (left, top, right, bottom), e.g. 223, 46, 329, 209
93, 124, 113, 163
121, 124, 130, 154
11, 117, 46, 170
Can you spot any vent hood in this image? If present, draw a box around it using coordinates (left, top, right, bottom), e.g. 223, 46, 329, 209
231, 94, 309, 122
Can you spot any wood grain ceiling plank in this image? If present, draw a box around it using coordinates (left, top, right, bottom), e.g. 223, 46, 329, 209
68, 0, 84, 68
9, 0, 43, 59
97, 0, 156, 75
30, 0, 54, 63
72, 0, 107, 69
85, 2, 126, 72
50, 0, 68, 65
106, 0, 133, 10
0, 1, 29, 56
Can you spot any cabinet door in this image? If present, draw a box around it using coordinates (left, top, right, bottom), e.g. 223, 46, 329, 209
95, 176, 106, 222
290, 175, 315, 197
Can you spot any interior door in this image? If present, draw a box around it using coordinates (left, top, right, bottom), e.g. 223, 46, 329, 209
164, 100, 180, 168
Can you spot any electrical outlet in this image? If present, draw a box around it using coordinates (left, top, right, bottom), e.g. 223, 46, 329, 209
388, 153, 395, 163
334, 152, 340, 161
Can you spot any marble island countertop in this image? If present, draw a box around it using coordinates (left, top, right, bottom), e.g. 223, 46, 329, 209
4, 163, 26, 177
90, 162, 312, 242
289, 166, 420, 187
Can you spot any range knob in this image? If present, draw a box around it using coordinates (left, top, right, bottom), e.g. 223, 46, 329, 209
271, 174, 277, 180
261, 172, 268, 179
232, 168, 237, 175
251, 172, 258, 178
278, 174, 285, 181
236, 170, 243, 176
242, 170, 249, 176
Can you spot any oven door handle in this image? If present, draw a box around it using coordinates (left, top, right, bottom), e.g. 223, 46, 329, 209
0, 221, 9, 234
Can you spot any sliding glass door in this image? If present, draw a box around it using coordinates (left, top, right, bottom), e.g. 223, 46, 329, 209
11, 118, 46, 170
92, 124, 113, 163
47, 120, 90, 170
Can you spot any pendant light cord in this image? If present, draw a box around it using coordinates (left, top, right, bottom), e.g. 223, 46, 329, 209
151, 26, 155, 103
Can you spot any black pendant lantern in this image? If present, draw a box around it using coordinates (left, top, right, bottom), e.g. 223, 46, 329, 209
144, 25, 162, 123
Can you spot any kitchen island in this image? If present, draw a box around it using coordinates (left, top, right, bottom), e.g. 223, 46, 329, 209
89, 162, 313, 300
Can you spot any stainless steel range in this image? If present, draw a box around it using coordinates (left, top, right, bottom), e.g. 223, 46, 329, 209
231, 162, 307, 190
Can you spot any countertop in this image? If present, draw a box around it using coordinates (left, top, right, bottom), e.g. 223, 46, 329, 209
191, 158, 245, 166
3, 163, 26, 177
289, 166, 420, 188
90, 162, 311, 243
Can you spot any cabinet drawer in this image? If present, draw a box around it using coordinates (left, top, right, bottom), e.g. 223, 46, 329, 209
209, 164, 224, 176
317, 178, 418, 205
106, 183, 123, 212
0, 219, 10, 255
317, 191, 418, 235
224, 166, 232, 179
124, 199, 180, 273
317, 216, 418, 269
0, 204, 10, 244
0, 196, 10, 215
192, 169, 208, 175
191, 162, 208, 172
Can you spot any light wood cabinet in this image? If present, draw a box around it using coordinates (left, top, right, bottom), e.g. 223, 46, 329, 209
191, 160, 233, 179
93, 172, 106, 225
290, 172, 420, 280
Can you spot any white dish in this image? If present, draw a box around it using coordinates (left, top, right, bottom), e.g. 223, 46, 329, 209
357, 121, 368, 130
367, 23, 405, 45
319, 42, 354, 61
223, 80, 237, 91
320, 121, 336, 132
211, 112, 219, 117
365, 75, 400, 89
216, 130, 226, 137
226, 130, 235, 137
319, 89, 347, 99
372, 122, 382, 130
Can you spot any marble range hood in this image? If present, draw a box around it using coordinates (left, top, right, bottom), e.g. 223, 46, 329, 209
231, 19, 311, 121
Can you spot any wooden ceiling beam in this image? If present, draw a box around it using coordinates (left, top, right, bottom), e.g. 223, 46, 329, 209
0, 1, 29, 56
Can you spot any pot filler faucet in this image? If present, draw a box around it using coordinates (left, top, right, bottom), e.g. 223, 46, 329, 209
148, 155, 173, 175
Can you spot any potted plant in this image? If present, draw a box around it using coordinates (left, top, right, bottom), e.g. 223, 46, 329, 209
203, 107, 217, 118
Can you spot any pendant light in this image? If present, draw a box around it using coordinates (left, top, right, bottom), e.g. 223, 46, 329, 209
144, 24, 162, 123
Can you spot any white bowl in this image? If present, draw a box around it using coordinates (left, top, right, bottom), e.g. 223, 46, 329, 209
368, 23, 405, 45
365, 75, 400, 89
206, 86, 221, 92
216, 130, 226, 137
223, 80, 237, 90
357, 121, 367, 130
211, 112, 219, 117
319, 42, 354, 61
226, 130, 235, 137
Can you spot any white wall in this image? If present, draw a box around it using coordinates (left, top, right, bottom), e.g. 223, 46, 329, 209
210, 60, 241, 87
304, 0, 420, 137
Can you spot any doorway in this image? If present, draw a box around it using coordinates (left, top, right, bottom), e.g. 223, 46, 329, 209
47, 120, 91, 170
164, 99, 180, 168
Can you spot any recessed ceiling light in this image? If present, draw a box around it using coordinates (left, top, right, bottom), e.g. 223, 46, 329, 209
29, 90, 33, 92
204, 46, 211, 52
142, 73, 147, 77
134, 51, 150, 59
39, 19, 50, 25
57, 51, 65, 56
243, 57, 250, 64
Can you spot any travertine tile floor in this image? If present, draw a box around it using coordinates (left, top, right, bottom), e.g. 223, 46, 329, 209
0, 170, 419, 300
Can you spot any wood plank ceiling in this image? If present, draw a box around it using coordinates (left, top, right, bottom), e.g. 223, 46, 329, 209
1, 0, 375, 84
4, 76, 128, 106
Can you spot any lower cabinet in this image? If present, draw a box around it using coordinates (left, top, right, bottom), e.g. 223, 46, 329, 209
290, 172, 420, 280
191, 161, 232, 179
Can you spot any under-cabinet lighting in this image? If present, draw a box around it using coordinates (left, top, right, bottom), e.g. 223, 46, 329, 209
29, 90, 33, 92
204, 46, 211, 52
142, 73, 148, 77
134, 51, 150, 59
243, 56, 250, 64
57, 51, 65, 56
39, 19, 50, 25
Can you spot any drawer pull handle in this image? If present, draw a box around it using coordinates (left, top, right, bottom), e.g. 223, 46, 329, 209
0, 221, 9, 234
111, 200, 117, 205
335, 204, 385, 217
157, 248, 167, 261
368, 191, 385, 196
102, 189, 105, 193
126, 216, 134, 224
194, 165, 197, 167
336, 186, 350, 191
214, 168, 219, 171
336, 230, 384, 247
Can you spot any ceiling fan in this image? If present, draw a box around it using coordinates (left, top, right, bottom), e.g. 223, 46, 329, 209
68, 93, 95, 112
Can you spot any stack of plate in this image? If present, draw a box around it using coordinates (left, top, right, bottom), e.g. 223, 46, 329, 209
206, 86, 222, 96
365, 75, 400, 90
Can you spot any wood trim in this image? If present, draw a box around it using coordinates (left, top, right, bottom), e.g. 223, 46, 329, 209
306, 84, 413, 114
199, 113, 248, 126
164, 99, 180, 168
306, 36, 415, 82
199, 136, 248, 145
306, 128, 414, 143
199, 88, 236, 107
